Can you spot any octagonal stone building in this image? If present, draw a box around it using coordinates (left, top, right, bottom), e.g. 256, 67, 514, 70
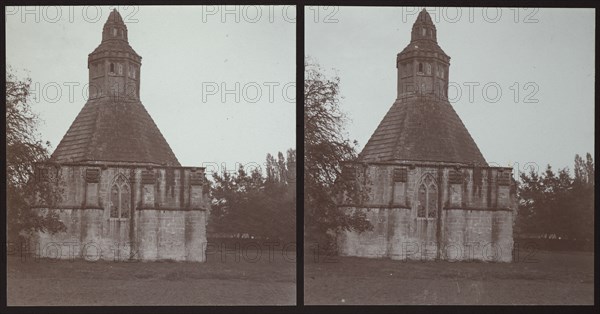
337, 9, 517, 262
32, 10, 210, 262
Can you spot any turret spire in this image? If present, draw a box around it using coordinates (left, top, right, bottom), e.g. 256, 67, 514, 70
410, 9, 437, 43
102, 9, 128, 42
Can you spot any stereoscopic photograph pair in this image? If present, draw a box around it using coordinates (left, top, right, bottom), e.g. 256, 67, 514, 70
4, 4, 595, 310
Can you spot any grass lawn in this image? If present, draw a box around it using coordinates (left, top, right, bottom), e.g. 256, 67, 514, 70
304, 250, 593, 305
7, 248, 296, 306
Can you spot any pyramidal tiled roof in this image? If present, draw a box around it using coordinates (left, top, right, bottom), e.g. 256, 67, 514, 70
50, 10, 180, 166
50, 98, 180, 166
357, 95, 488, 166
357, 9, 487, 166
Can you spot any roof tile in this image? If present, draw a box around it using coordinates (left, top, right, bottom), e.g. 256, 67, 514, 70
358, 95, 487, 166
51, 98, 180, 166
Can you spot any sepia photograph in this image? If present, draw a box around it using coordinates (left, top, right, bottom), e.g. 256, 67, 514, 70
6, 5, 296, 306
4, 3, 597, 312
304, 6, 594, 305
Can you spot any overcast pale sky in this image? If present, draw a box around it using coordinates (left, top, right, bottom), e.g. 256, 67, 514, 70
306, 7, 594, 177
6, 5, 296, 176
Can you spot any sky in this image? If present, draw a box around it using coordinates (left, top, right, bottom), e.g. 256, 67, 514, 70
306, 7, 595, 178
6, 5, 296, 177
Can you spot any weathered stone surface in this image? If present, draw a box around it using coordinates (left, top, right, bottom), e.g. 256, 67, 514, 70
393, 167, 407, 182
33, 164, 209, 262
85, 168, 100, 183
338, 163, 516, 262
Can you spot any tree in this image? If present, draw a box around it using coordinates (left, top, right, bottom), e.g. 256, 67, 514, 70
210, 165, 265, 238
6, 66, 65, 242
571, 153, 594, 241
209, 150, 296, 243
264, 149, 296, 243
304, 58, 371, 253
516, 154, 594, 245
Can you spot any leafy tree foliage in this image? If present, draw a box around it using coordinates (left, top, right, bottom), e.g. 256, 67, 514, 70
516, 153, 594, 243
571, 153, 595, 241
304, 58, 372, 252
209, 149, 296, 243
6, 66, 65, 242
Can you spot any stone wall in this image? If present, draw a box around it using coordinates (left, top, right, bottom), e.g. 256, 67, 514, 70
337, 162, 516, 262
32, 162, 209, 262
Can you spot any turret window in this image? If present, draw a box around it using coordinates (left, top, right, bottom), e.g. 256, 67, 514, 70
94, 63, 103, 77
128, 65, 137, 79
426, 63, 432, 75
418, 62, 423, 73
117, 64, 123, 75
113, 28, 117, 37
129, 66, 133, 78
422, 28, 426, 36
109, 63, 115, 74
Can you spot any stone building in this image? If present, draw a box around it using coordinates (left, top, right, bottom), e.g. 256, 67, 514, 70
337, 9, 516, 262
32, 10, 210, 262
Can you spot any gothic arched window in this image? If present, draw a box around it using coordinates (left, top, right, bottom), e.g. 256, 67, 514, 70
416, 174, 438, 218
417, 184, 426, 217
110, 175, 130, 219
